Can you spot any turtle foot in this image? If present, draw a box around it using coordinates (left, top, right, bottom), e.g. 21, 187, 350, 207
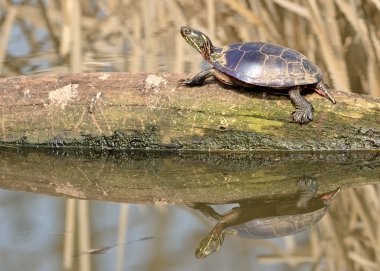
288, 87, 314, 124
292, 108, 313, 124
297, 177, 318, 209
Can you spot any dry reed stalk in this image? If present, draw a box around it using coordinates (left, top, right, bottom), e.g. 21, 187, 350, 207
17, 18, 41, 57
12, 6, 52, 28
59, 0, 71, 57
334, 0, 380, 96
347, 251, 378, 270
143, 0, 154, 72
3, 0, 378, 97
157, 1, 166, 31
166, 0, 187, 72
78, 200, 91, 271
155, 1, 166, 71
129, 14, 142, 73
309, 229, 323, 271
348, 190, 377, 258
69, 0, 82, 73
327, 187, 380, 271
206, 0, 216, 41
146, 208, 169, 271
116, 204, 129, 271
272, 0, 310, 18
318, 213, 349, 271
283, 9, 296, 49
361, 186, 379, 219
367, 55, 380, 97
243, 1, 277, 42
377, 186, 380, 267
107, 0, 119, 11
37, 0, 60, 55
221, 0, 261, 26
367, 26, 380, 64
261, 0, 280, 28
63, 199, 76, 271
370, 0, 380, 10
307, 33, 317, 63
0, 6, 16, 75
306, 0, 350, 91
296, 7, 310, 56
359, 186, 380, 265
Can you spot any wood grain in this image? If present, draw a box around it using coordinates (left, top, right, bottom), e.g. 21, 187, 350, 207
0, 72, 379, 150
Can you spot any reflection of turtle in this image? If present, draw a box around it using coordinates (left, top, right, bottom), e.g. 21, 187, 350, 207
180, 26, 336, 124
190, 177, 340, 259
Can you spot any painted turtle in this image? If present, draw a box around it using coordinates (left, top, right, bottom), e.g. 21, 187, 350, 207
190, 177, 341, 258
180, 26, 336, 124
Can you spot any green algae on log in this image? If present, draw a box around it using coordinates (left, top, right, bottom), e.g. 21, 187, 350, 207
0, 72, 379, 150
0, 148, 379, 204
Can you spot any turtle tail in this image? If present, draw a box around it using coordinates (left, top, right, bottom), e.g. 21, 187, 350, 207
315, 82, 336, 104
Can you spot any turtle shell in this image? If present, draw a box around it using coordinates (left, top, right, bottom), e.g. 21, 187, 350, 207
210, 42, 322, 88
229, 205, 327, 239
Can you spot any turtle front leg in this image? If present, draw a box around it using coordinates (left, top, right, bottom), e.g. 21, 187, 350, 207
288, 87, 314, 124
183, 68, 215, 86
188, 203, 223, 221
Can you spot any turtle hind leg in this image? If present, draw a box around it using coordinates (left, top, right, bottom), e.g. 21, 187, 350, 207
288, 86, 314, 124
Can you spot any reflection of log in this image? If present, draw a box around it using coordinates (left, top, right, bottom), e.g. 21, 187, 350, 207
0, 148, 379, 204
0, 73, 379, 150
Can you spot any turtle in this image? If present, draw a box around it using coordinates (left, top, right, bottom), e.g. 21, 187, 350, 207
190, 177, 341, 259
180, 26, 336, 124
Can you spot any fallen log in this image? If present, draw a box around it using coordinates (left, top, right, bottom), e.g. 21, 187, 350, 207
0, 72, 379, 150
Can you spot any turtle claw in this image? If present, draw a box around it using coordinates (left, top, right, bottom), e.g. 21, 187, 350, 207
297, 177, 318, 193
292, 108, 313, 124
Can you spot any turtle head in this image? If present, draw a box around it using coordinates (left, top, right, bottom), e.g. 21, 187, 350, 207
181, 26, 213, 62
195, 229, 225, 259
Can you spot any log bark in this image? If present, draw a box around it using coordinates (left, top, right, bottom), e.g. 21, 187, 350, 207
0, 72, 379, 150
0, 148, 379, 204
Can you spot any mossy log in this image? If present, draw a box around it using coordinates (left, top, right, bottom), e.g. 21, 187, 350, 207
0, 148, 379, 204
0, 72, 379, 150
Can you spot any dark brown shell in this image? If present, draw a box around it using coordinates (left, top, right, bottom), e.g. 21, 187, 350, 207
210, 42, 322, 88
229, 206, 328, 238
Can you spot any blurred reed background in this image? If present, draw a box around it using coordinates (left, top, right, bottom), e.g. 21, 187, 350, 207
0, 1, 379, 271
0, 0, 380, 96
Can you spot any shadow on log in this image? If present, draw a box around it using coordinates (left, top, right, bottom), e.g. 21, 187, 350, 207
0, 147, 379, 204
0, 73, 379, 151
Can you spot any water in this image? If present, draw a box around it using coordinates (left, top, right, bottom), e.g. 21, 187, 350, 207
0, 148, 379, 270
0, 190, 288, 271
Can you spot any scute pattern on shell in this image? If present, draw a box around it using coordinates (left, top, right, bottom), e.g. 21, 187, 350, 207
230, 206, 328, 239
211, 42, 322, 88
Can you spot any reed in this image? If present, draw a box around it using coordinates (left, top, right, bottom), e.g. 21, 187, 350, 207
0, 0, 379, 96
317, 185, 380, 270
